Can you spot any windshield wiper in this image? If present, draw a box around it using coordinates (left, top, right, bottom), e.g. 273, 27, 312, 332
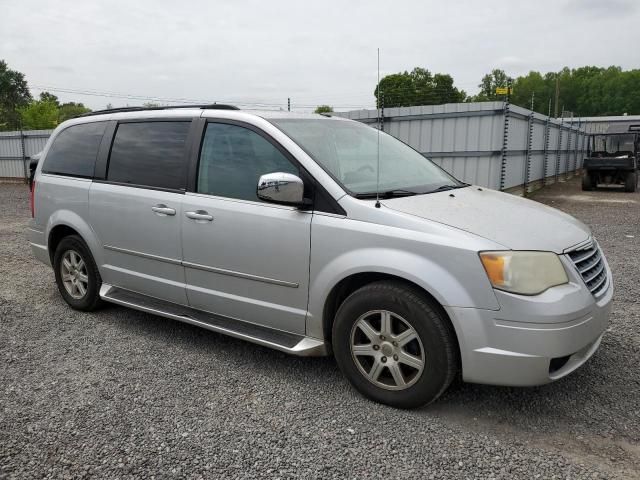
355, 189, 419, 199
426, 183, 468, 194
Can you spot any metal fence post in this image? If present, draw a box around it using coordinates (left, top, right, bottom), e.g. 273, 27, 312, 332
523, 111, 534, 195
499, 101, 510, 191
555, 120, 563, 183
573, 120, 581, 175
20, 130, 28, 184
542, 117, 551, 186
566, 120, 573, 180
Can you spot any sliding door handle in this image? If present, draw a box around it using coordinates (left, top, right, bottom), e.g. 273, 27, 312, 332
185, 210, 213, 222
151, 204, 176, 216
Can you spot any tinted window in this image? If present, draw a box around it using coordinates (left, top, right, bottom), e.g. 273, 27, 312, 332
198, 123, 298, 201
42, 122, 106, 177
107, 122, 190, 190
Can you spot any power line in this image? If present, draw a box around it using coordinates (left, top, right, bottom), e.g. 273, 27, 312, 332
29, 84, 375, 110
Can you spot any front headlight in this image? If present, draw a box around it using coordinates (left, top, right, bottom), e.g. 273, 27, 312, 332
479, 251, 568, 295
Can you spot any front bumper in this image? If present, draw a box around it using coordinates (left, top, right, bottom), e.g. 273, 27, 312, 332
446, 259, 613, 387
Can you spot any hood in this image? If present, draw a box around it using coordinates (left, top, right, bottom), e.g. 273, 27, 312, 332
381, 187, 590, 253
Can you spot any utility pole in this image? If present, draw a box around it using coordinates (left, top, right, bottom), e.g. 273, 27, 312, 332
530, 91, 535, 112
287, 98, 290, 112
548, 98, 552, 117
554, 75, 560, 118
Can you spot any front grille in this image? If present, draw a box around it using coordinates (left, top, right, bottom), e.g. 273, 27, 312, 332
567, 241, 608, 296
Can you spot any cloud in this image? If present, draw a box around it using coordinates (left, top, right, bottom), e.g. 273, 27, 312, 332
1, 0, 639, 111
564, 0, 637, 17
45, 65, 74, 74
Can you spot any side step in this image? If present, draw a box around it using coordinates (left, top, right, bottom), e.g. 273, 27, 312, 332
99, 284, 327, 357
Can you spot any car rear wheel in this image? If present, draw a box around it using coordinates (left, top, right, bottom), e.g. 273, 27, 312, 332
625, 171, 637, 192
53, 235, 104, 311
332, 281, 458, 409
582, 170, 594, 191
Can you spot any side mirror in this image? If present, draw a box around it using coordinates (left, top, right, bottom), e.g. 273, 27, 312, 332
257, 172, 305, 206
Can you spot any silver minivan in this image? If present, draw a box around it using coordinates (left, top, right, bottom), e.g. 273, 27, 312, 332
28, 105, 613, 408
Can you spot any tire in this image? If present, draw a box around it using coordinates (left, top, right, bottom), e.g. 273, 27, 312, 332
332, 281, 459, 409
581, 170, 593, 191
624, 171, 637, 192
53, 235, 104, 311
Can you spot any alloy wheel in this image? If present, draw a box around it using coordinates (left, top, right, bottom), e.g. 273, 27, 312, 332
350, 310, 425, 390
60, 250, 89, 299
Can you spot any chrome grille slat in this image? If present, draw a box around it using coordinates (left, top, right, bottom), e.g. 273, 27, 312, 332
577, 250, 601, 273
571, 248, 598, 264
567, 241, 608, 296
583, 262, 605, 284
589, 272, 607, 293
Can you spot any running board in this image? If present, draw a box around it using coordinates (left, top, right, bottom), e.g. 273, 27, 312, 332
99, 284, 327, 356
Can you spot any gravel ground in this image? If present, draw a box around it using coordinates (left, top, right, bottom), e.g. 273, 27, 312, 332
1, 177, 638, 479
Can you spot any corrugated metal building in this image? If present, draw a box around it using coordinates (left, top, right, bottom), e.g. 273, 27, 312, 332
0, 130, 52, 181
335, 102, 588, 193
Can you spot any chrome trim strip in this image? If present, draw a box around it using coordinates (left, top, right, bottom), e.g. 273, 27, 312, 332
103, 244, 182, 265
99, 284, 324, 356
182, 261, 299, 288
590, 273, 608, 294
103, 244, 299, 288
571, 247, 598, 264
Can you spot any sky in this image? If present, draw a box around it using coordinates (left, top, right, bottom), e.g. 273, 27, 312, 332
1, 0, 639, 112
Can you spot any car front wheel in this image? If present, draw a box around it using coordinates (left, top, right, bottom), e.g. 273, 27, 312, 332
332, 281, 459, 409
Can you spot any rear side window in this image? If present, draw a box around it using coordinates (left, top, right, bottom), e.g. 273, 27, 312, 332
197, 122, 298, 202
107, 121, 191, 190
42, 122, 106, 178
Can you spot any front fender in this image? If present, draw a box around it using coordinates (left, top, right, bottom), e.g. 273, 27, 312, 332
306, 246, 500, 339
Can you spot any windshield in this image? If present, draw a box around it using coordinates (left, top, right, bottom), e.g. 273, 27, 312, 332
270, 119, 461, 195
592, 134, 636, 155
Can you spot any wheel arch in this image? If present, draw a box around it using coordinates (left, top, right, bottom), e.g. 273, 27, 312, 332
46, 210, 103, 267
321, 272, 461, 365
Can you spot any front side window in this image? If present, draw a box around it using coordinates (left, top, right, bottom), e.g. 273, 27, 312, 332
197, 122, 298, 202
107, 121, 190, 190
42, 122, 107, 178
270, 119, 461, 196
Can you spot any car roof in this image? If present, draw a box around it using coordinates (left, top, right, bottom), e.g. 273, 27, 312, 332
71, 105, 348, 123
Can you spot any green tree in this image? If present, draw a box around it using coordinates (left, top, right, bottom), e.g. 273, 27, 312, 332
374, 67, 466, 108
472, 69, 510, 101
471, 66, 640, 116
58, 102, 91, 122
38, 91, 60, 106
19, 99, 59, 129
511, 71, 553, 113
314, 105, 333, 114
0, 60, 32, 130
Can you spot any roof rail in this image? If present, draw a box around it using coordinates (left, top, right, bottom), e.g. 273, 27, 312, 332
77, 104, 239, 118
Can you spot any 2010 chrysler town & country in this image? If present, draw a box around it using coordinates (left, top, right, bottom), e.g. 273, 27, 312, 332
28, 105, 613, 408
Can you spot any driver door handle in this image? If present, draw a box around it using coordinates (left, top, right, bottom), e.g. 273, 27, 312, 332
185, 210, 214, 222
151, 204, 176, 216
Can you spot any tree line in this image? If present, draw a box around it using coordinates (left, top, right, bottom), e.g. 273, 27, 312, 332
472, 67, 640, 117
2, 59, 639, 131
370, 66, 640, 117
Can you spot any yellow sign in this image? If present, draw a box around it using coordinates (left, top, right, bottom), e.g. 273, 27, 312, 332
496, 87, 512, 95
